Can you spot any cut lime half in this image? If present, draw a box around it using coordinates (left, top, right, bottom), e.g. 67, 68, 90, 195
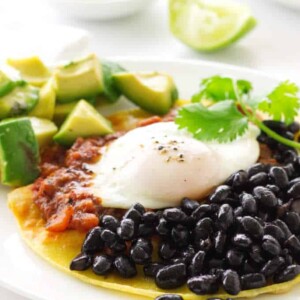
169, 0, 257, 52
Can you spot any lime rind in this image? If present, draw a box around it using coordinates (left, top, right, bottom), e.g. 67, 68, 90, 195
169, 0, 257, 52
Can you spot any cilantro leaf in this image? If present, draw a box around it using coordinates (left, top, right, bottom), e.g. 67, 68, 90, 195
175, 100, 248, 142
192, 75, 252, 103
258, 81, 300, 124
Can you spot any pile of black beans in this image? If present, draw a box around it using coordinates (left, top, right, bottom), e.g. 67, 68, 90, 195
70, 120, 300, 299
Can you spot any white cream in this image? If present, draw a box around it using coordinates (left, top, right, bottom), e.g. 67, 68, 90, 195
87, 122, 260, 209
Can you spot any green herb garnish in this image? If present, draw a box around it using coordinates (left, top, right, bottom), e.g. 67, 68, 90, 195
176, 76, 300, 149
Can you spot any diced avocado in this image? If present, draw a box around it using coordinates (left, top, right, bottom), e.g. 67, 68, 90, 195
53, 97, 97, 125
102, 60, 125, 102
28, 117, 58, 148
7, 56, 51, 87
29, 79, 56, 120
113, 71, 178, 115
53, 54, 104, 103
0, 118, 39, 186
0, 71, 15, 97
54, 99, 113, 146
0, 82, 39, 119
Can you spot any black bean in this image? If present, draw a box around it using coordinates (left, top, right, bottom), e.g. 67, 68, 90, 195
110, 238, 126, 252
197, 237, 213, 252
222, 269, 241, 295
101, 229, 116, 245
155, 295, 183, 300
248, 163, 269, 177
133, 203, 145, 214
261, 257, 285, 278
291, 199, 300, 214
288, 122, 300, 133
156, 218, 171, 236
283, 164, 295, 178
82, 227, 104, 254
138, 223, 155, 237
156, 263, 187, 289
253, 186, 278, 208
288, 182, 300, 199
289, 178, 300, 189
117, 219, 135, 240
285, 234, 300, 253
240, 193, 257, 215
144, 262, 165, 277
226, 249, 245, 267
232, 234, 252, 248
92, 255, 113, 275
194, 217, 213, 240
274, 265, 300, 283
241, 273, 267, 290
249, 172, 268, 187
243, 260, 258, 274
114, 256, 137, 278
181, 197, 200, 214
217, 204, 234, 231
209, 185, 232, 203
284, 212, 300, 233
123, 207, 142, 223
187, 275, 219, 295
101, 215, 119, 232
142, 211, 158, 225
130, 238, 152, 265
191, 204, 213, 220
250, 245, 266, 264
282, 150, 297, 164
214, 231, 227, 254
269, 166, 289, 189
234, 206, 243, 218
227, 170, 248, 190
163, 208, 187, 223
70, 253, 92, 271
241, 216, 264, 239
273, 219, 292, 238
189, 250, 205, 276
171, 225, 190, 247
264, 224, 285, 243
159, 241, 177, 260
266, 184, 280, 195
262, 235, 281, 257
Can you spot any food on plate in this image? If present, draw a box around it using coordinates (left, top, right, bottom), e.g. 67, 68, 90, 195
7, 56, 51, 87
5, 54, 300, 299
169, 0, 257, 52
0, 118, 39, 186
54, 99, 113, 146
53, 53, 104, 103
113, 71, 178, 115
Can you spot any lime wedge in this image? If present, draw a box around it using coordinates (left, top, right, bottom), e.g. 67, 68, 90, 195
169, 0, 257, 52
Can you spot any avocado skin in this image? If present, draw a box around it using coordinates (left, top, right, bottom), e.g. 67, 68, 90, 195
102, 60, 126, 103
0, 119, 40, 186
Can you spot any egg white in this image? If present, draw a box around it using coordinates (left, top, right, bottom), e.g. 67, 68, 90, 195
86, 122, 260, 209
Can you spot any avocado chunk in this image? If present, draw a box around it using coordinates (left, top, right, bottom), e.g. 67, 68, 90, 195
102, 60, 125, 102
7, 56, 51, 87
53, 54, 104, 103
0, 71, 15, 97
54, 99, 113, 146
29, 79, 56, 120
28, 117, 58, 148
113, 71, 178, 115
0, 118, 39, 186
0, 82, 39, 119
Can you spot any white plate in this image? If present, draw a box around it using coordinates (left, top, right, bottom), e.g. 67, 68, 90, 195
267, 0, 300, 10
0, 58, 299, 300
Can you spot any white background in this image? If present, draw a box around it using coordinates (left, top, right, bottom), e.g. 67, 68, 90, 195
0, 0, 300, 299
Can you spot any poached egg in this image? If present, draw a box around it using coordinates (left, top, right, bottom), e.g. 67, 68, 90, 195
87, 122, 260, 209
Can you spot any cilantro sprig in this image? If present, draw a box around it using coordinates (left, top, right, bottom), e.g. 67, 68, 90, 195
176, 76, 300, 149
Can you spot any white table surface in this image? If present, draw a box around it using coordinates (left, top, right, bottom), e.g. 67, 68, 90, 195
0, 0, 300, 299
